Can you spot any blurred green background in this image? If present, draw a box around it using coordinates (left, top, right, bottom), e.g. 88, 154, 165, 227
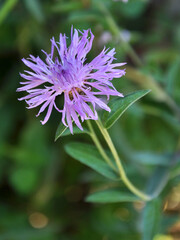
0, 0, 180, 239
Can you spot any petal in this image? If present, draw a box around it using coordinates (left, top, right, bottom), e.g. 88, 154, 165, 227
66, 107, 73, 133
40, 100, 54, 124
70, 107, 83, 130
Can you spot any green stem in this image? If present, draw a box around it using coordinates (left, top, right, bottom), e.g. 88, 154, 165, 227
97, 1, 143, 67
98, 1, 180, 118
96, 120, 151, 201
87, 120, 117, 172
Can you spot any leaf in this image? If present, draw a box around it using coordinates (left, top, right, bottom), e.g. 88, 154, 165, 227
23, 0, 44, 22
65, 142, 118, 180
125, 67, 167, 102
55, 122, 68, 141
68, 10, 102, 23
55, 122, 89, 141
51, 2, 83, 13
141, 104, 180, 131
146, 166, 169, 199
0, 0, 18, 25
61, 126, 89, 137
102, 90, 151, 129
166, 57, 180, 96
171, 159, 180, 179
86, 189, 139, 203
145, 152, 179, 198
132, 152, 172, 166
142, 198, 162, 240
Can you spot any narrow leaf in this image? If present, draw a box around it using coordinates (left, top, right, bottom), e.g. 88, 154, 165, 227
61, 127, 89, 137
0, 0, 18, 25
23, 0, 44, 22
55, 122, 89, 141
86, 189, 139, 203
146, 166, 169, 199
68, 11, 101, 23
52, 2, 83, 12
142, 198, 162, 240
65, 142, 118, 180
55, 122, 68, 141
132, 152, 172, 166
102, 90, 151, 129
166, 57, 180, 95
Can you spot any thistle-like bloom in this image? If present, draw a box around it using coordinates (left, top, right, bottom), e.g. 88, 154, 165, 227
17, 28, 125, 133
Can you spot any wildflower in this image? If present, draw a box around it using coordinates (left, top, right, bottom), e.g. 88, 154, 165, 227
17, 27, 125, 133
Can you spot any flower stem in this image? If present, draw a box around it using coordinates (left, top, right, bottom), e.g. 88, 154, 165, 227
87, 120, 117, 172
96, 120, 151, 201
97, 1, 143, 67
98, 1, 180, 119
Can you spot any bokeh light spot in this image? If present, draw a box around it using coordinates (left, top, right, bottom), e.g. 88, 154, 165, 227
29, 212, 48, 229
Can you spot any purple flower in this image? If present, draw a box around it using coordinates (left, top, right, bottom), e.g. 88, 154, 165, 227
17, 27, 126, 133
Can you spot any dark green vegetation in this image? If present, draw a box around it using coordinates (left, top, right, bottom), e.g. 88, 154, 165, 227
0, 0, 180, 239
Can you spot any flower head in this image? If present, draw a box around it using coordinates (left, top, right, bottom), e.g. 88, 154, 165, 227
17, 27, 126, 133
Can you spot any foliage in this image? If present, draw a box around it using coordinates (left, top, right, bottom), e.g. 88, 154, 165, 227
0, 0, 180, 239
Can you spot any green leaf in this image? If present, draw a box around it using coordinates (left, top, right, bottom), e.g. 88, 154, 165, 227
65, 142, 118, 180
166, 57, 180, 95
23, 0, 44, 22
132, 152, 171, 166
61, 126, 89, 137
68, 10, 102, 23
146, 166, 169, 198
142, 198, 162, 240
86, 189, 139, 203
171, 159, 180, 179
0, 0, 18, 25
141, 104, 180, 131
55, 122, 68, 141
55, 122, 89, 141
52, 2, 83, 13
102, 89, 151, 129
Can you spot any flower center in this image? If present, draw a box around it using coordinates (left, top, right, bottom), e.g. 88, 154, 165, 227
68, 88, 84, 100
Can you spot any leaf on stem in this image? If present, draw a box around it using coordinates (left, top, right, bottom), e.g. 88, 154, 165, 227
132, 152, 172, 166
65, 142, 119, 180
86, 188, 139, 203
146, 166, 169, 199
142, 198, 162, 240
55, 122, 68, 141
55, 122, 89, 141
102, 90, 151, 129
144, 153, 178, 198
